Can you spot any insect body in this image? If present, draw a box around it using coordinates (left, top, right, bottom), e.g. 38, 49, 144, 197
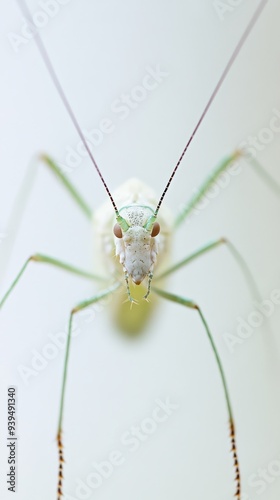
1, 1, 278, 499
93, 179, 172, 331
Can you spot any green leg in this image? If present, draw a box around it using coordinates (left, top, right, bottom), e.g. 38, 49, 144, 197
40, 154, 92, 219
0, 161, 38, 282
155, 237, 262, 303
56, 282, 120, 499
175, 151, 241, 227
152, 286, 241, 500
248, 156, 280, 198
0, 253, 105, 310
175, 150, 280, 227
0, 155, 92, 284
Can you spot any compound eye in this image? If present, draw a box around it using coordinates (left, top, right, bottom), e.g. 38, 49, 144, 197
113, 223, 123, 238
151, 222, 160, 237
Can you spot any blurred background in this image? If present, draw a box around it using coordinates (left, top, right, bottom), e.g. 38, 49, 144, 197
0, 0, 280, 499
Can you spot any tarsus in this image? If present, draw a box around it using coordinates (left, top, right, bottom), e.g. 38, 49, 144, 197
57, 431, 64, 500
229, 419, 241, 499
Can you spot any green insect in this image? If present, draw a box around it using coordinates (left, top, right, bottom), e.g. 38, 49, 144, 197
1, 0, 280, 499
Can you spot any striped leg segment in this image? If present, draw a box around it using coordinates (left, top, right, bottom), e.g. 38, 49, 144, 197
56, 283, 120, 499
152, 286, 241, 499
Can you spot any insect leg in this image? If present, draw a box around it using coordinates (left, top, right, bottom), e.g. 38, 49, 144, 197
248, 156, 280, 198
152, 286, 241, 500
0, 156, 92, 284
155, 238, 261, 303
174, 151, 280, 228
155, 239, 225, 280
0, 253, 105, 310
174, 152, 241, 227
40, 154, 92, 219
56, 282, 120, 500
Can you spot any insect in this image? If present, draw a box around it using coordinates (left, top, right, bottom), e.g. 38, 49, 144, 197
1, 0, 280, 498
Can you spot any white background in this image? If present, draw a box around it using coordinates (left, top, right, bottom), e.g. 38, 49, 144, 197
0, 0, 280, 499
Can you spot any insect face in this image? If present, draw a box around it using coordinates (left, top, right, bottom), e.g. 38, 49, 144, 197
115, 207, 159, 286
94, 178, 172, 303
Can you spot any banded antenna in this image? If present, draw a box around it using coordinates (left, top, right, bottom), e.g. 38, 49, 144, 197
17, 0, 120, 217
154, 0, 268, 216
17, 0, 268, 223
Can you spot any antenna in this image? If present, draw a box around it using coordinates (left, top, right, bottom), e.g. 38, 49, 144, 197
154, 0, 268, 216
16, 0, 120, 216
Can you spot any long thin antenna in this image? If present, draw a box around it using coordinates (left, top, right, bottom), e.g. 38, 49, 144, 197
16, 0, 119, 216
154, 0, 269, 216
